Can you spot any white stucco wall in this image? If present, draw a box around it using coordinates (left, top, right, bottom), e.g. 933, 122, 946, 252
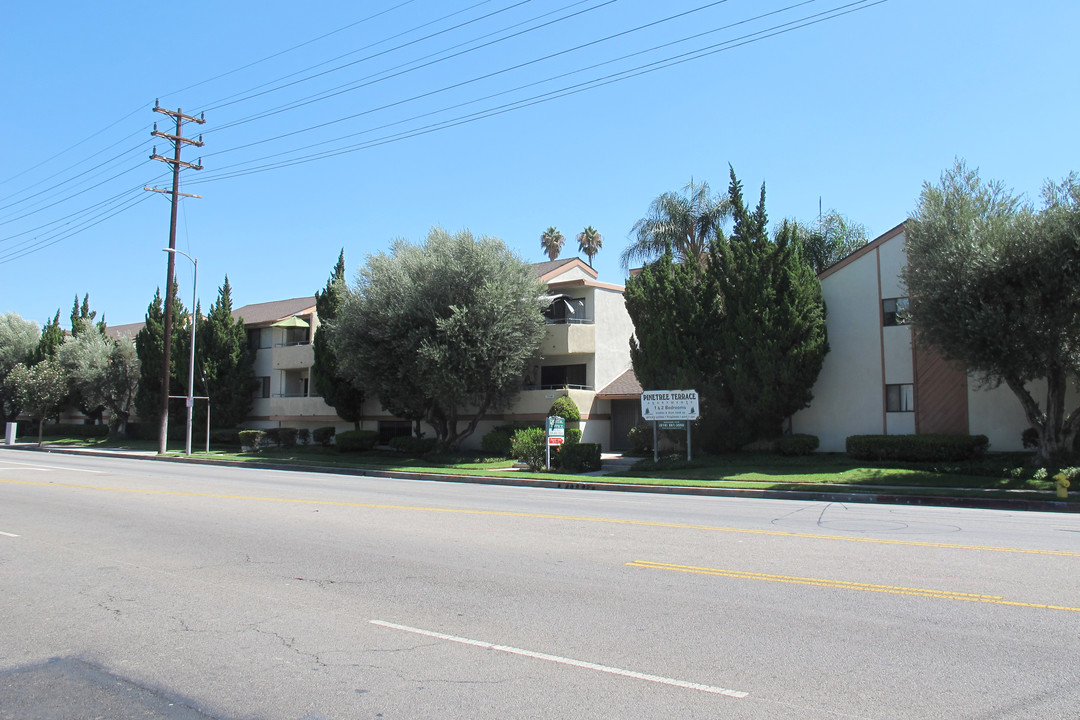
791, 249, 885, 451
591, 286, 634, 390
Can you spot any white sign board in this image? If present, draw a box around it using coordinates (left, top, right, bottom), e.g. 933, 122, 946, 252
640, 389, 700, 421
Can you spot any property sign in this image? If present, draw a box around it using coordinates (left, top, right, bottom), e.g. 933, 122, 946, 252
547, 416, 565, 437
640, 390, 700, 421
658, 420, 686, 431
547, 436, 564, 446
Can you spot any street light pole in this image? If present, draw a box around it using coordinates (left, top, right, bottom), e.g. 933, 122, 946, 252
163, 248, 197, 456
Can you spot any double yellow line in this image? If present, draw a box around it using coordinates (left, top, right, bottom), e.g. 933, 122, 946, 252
627, 560, 1080, 613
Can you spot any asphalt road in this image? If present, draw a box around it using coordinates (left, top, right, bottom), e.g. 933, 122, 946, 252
1, 450, 1078, 719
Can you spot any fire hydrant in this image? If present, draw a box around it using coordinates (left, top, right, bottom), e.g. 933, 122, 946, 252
1054, 473, 1070, 499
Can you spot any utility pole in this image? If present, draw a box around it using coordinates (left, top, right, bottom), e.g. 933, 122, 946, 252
146, 101, 204, 455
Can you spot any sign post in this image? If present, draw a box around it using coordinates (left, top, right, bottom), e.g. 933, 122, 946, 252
545, 416, 565, 470
641, 390, 700, 462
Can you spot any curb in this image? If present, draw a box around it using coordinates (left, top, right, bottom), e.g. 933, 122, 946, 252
3, 444, 1076, 514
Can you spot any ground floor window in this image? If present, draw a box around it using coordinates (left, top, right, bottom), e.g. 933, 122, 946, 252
886, 383, 914, 412
378, 420, 413, 445
253, 377, 270, 399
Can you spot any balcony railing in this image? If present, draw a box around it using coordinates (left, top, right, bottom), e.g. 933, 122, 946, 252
545, 316, 594, 325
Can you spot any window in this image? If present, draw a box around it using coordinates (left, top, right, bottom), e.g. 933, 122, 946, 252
253, 377, 270, 399
544, 296, 587, 324
540, 363, 588, 389
378, 420, 412, 445
247, 328, 272, 350
886, 383, 914, 412
882, 297, 909, 326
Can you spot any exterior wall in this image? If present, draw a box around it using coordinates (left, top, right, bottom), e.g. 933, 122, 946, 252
791, 248, 886, 451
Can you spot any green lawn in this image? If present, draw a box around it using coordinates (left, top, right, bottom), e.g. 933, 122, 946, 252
16, 435, 1073, 502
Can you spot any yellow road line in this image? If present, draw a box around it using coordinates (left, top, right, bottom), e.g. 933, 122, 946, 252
2, 476, 1079, 558
628, 561, 1080, 613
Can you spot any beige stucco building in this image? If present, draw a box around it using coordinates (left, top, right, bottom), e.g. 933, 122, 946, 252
791, 222, 1072, 452
236, 258, 639, 450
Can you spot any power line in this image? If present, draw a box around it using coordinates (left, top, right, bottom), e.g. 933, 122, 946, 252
191, 0, 870, 183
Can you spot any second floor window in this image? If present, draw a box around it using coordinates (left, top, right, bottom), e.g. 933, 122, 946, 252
883, 297, 909, 326
886, 383, 914, 412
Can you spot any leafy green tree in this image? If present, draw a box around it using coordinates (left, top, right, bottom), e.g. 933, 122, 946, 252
103, 339, 140, 437
58, 330, 110, 423
5, 359, 67, 445
625, 251, 718, 392
332, 227, 547, 450
34, 310, 65, 364
0, 312, 39, 422
313, 250, 365, 429
135, 284, 189, 431
622, 179, 731, 269
708, 168, 829, 444
197, 276, 255, 430
904, 161, 1080, 467
540, 226, 565, 261
577, 226, 602, 267
788, 210, 870, 274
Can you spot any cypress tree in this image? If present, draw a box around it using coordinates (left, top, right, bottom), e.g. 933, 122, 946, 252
34, 310, 65, 364
135, 284, 189, 431
197, 276, 255, 430
313, 250, 365, 428
708, 168, 829, 444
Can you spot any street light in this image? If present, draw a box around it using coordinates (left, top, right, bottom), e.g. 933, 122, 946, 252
163, 248, 197, 456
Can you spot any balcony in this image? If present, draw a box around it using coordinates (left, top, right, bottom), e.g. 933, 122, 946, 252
271, 343, 313, 370
268, 395, 336, 418
513, 387, 594, 415
542, 321, 594, 356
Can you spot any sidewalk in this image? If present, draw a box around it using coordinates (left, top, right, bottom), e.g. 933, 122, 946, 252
2, 442, 1076, 514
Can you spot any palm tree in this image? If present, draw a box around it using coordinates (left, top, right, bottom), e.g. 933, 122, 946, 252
540, 226, 565, 261
621, 179, 732, 269
577, 226, 602, 267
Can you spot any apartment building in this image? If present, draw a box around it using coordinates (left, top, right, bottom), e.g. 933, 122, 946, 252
790, 222, 1070, 452
234, 259, 639, 450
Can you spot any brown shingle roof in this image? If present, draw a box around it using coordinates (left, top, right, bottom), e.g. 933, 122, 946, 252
233, 297, 316, 326
596, 368, 642, 398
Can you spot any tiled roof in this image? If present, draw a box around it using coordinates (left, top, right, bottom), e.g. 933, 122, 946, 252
233, 297, 316, 326
530, 257, 579, 278
596, 368, 642, 398
105, 321, 145, 339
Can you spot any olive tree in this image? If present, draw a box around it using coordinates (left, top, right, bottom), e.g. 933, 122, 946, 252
331, 228, 547, 450
904, 161, 1080, 467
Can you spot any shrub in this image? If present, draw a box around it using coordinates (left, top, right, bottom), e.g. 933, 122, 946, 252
276, 427, 298, 448
559, 442, 602, 473
481, 426, 516, 456
296, 428, 310, 445
208, 428, 241, 446
313, 426, 336, 447
511, 427, 547, 471
389, 435, 438, 454
548, 395, 581, 422
778, 434, 819, 456
261, 427, 282, 447
846, 434, 989, 462
336, 429, 378, 453
1021, 427, 1039, 450
239, 430, 266, 450
626, 423, 652, 455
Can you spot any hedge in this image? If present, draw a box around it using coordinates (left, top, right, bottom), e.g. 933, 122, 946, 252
548, 396, 581, 422
238, 430, 266, 450
336, 429, 378, 453
559, 442, 602, 473
389, 435, 437, 454
778, 434, 819, 456
17, 422, 109, 438
208, 428, 241, 446
846, 434, 989, 462
313, 426, 336, 447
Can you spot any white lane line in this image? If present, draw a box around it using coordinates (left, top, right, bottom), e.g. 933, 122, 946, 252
0, 461, 101, 474
0, 531, 19, 538
370, 620, 747, 698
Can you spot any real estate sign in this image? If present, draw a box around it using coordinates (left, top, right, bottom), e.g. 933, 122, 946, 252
640, 390, 700, 421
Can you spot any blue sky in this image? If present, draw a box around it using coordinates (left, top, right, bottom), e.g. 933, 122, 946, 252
3, 0, 1078, 327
